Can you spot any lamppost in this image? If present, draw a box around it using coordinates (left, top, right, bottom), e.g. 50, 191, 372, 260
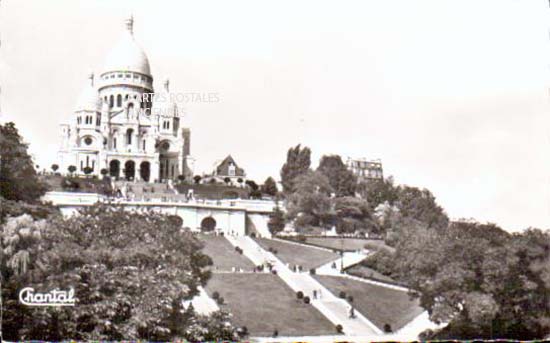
340, 236, 344, 273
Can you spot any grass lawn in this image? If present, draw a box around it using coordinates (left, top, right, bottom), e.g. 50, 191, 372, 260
298, 237, 392, 251
197, 234, 256, 272
204, 273, 336, 337
314, 275, 424, 332
345, 264, 396, 283
254, 238, 340, 270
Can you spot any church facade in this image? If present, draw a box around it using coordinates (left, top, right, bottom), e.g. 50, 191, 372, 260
58, 17, 193, 182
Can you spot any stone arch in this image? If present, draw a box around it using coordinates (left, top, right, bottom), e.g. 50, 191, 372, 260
109, 159, 120, 178
200, 216, 216, 232
126, 128, 134, 145
140, 161, 151, 182
124, 160, 135, 180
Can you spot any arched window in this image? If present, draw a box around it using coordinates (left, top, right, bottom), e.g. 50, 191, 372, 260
116, 94, 122, 107
142, 140, 146, 151
86, 156, 89, 167
113, 137, 117, 149
126, 129, 133, 145
109, 95, 114, 108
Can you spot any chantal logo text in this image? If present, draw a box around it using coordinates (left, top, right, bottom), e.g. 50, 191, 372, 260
19, 287, 76, 307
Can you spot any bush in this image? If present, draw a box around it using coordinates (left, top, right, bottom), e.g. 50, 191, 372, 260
250, 232, 256, 238
296, 291, 304, 300
217, 297, 225, 305
212, 291, 220, 300
303, 296, 310, 304
237, 326, 248, 338
339, 291, 346, 299
383, 323, 392, 333
347, 295, 354, 303
336, 324, 343, 333
83, 166, 93, 175
309, 268, 316, 275
296, 234, 307, 243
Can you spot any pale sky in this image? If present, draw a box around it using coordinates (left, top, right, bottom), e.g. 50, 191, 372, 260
1, 0, 549, 231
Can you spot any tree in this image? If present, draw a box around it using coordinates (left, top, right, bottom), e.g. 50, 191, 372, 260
178, 174, 186, 183
268, 205, 286, 235
0, 205, 237, 341
245, 180, 259, 191
51, 164, 59, 173
83, 166, 93, 176
261, 177, 278, 196
357, 176, 399, 210
394, 185, 448, 230
193, 175, 202, 184
280, 144, 311, 194
285, 171, 334, 230
224, 177, 231, 184
333, 196, 378, 235
0, 122, 48, 202
68, 165, 77, 175
100, 168, 108, 177
394, 221, 550, 340
317, 154, 357, 196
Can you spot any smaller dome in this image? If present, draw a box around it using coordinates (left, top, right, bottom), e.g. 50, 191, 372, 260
75, 75, 101, 112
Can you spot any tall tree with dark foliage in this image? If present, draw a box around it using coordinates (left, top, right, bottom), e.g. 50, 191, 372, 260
0, 122, 47, 202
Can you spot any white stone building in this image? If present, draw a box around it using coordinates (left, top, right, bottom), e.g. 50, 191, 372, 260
58, 17, 193, 182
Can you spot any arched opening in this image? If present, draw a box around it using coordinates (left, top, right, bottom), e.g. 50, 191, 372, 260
117, 94, 122, 107
140, 161, 151, 182
200, 217, 217, 232
109, 160, 120, 178
126, 129, 133, 145
124, 160, 135, 180
109, 95, 114, 108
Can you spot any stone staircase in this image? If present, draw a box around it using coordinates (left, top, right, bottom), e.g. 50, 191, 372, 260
225, 235, 382, 336
247, 213, 272, 238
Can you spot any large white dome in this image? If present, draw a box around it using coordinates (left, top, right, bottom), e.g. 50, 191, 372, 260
102, 18, 151, 76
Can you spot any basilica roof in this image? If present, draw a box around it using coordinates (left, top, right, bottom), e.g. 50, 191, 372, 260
75, 75, 101, 112
102, 17, 151, 76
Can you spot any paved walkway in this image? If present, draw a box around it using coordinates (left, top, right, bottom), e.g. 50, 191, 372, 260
247, 213, 272, 238
226, 235, 382, 336
316, 251, 369, 275
183, 286, 219, 315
